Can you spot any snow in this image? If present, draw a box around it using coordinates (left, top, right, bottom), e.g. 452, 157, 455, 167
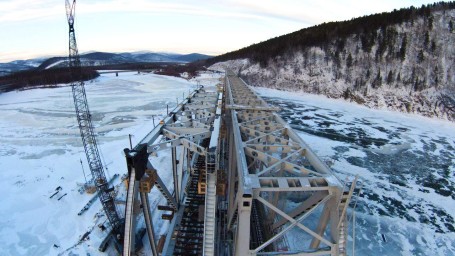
256, 87, 455, 135
1, 70, 454, 255
210, 9, 455, 121
44, 60, 66, 70
255, 86, 455, 255
209, 93, 222, 149
0, 72, 205, 255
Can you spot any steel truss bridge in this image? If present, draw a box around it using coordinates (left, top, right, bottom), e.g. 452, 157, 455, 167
121, 70, 357, 256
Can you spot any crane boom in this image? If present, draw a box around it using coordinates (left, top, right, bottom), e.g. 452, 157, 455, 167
65, 0, 123, 239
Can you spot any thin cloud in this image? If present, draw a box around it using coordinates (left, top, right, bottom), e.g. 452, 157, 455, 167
0, 0, 301, 24
220, 0, 438, 27
0, 0, 62, 22
0, 0, 439, 23
76, 0, 285, 23
0, 0, 442, 62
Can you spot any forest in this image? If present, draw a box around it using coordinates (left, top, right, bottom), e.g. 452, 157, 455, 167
208, 2, 455, 120
0, 62, 204, 93
206, 2, 455, 68
0, 68, 99, 92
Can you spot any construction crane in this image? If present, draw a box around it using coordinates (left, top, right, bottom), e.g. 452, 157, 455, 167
65, 0, 124, 248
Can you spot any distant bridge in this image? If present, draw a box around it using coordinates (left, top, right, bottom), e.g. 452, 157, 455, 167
121, 70, 357, 255
96, 70, 153, 75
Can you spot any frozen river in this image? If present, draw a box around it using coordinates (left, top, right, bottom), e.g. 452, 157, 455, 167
0, 72, 200, 255
0, 72, 454, 255
257, 88, 455, 256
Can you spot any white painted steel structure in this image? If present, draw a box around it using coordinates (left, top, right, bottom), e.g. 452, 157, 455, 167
122, 71, 356, 256
224, 70, 350, 256
124, 86, 222, 255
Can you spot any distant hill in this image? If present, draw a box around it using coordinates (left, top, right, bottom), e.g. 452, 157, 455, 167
0, 58, 46, 75
0, 67, 99, 93
176, 53, 213, 62
208, 2, 455, 121
35, 52, 213, 70
0, 51, 213, 74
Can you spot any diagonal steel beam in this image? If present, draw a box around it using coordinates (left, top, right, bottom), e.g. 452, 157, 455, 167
256, 149, 305, 176
254, 193, 333, 253
244, 147, 322, 176
255, 195, 334, 248
272, 191, 329, 230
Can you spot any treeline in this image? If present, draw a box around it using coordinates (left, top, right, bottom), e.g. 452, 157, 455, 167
0, 61, 206, 93
206, 1, 455, 67
0, 67, 99, 92
93, 61, 204, 78
89, 61, 203, 78
155, 61, 205, 78
95, 62, 175, 71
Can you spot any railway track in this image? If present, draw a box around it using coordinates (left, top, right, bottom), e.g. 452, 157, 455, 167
173, 150, 208, 255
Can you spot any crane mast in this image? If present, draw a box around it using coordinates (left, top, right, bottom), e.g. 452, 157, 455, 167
65, 0, 123, 240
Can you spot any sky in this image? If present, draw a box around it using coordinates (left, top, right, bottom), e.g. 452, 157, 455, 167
0, 0, 444, 62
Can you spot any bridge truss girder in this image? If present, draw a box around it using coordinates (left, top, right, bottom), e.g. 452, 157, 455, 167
124, 86, 221, 255
225, 70, 348, 256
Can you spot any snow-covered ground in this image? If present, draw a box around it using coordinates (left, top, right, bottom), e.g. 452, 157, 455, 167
0, 71, 221, 255
256, 88, 455, 256
1, 71, 453, 255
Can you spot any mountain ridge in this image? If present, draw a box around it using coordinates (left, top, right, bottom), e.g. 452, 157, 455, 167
0, 51, 212, 74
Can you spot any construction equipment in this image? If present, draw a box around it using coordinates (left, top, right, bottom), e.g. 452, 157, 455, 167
65, 0, 123, 248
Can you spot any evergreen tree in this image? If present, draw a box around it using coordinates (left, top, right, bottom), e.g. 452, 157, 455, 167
334, 50, 341, 68
433, 65, 440, 86
346, 53, 353, 68
387, 70, 394, 84
424, 31, 430, 49
431, 41, 437, 53
373, 69, 382, 88
410, 67, 416, 86
417, 50, 424, 63
400, 35, 407, 61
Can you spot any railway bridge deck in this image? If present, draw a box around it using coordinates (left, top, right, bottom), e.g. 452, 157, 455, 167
122, 70, 356, 256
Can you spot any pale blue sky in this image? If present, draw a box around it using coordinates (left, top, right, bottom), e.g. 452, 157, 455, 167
0, 0, 442, 62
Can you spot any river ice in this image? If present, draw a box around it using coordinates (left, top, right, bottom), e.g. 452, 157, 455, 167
256, 87, 455, 256
0, 72, 453, 255
0, 72, 199, 255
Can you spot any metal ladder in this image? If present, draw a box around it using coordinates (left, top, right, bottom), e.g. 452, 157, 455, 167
123, 170, 136, 256
337, 176, 359, 256
338, 202, 348, 256
154, 176, 178, 211
202, 173, 217, 255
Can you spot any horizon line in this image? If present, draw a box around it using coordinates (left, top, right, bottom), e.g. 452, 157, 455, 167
0, 49, 223, 63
